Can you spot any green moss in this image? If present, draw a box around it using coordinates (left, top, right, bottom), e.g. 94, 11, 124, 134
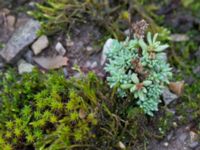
0, 69, 103, 149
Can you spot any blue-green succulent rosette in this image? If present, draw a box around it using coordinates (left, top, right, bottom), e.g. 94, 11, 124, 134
104, 32, 172, 116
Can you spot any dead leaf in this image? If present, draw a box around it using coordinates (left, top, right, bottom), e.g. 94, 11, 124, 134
79, 109, 86, 119
169, 81, 184, 95
33, 55, 68, 69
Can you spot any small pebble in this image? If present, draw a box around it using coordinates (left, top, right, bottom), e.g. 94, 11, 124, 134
163, 142, 169, 147
124, 29, 130, 36
101, 38, 114, 65
91, 61, 97, 69
23, 50, 33, 63
118, 141, 126, 149
55, 42, 66, 55
63, 67, 68, 77
172, 122, 177, 128
66, 38, 74, 47
86, 46, 93, 52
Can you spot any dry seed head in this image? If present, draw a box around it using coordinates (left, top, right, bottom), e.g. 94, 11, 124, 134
132, 19, 149, 39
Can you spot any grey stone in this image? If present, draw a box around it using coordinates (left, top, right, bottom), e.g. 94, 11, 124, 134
0, 19, 40, 63
162, 88, 178, 105
63, 67, 68, 77
91, 61, 97, 69
18, 59, 35, 74
193, 66, 200, 77
195, 47, 200, 58
55, 42, 66, 56
124, 29, 130, 36
189, 142, 198, 148
101, 38, 114, 65
23, 50, 33, 64
85, 60, 97, 69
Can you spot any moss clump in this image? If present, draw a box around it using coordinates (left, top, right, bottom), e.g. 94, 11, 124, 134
0, 69, 102, 149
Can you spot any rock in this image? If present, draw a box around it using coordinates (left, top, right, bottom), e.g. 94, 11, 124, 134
0, 62, 4, 69
73, 72, 81, 79
118, 141, 126, 149
172, 122, 178, 128
86, 46, 93, 52
32, 35, 49, 55
193, 66, 200, 77
33, 55, 68, 69
63, 67, 68, 77
163, 142, 169, 147
18, 59, 35, 74
101, 38, 114, 65
124, 29, 130, 36
166, 108, 176, 115
66, 38, 74, 47
55, 42, 66, 55
169, 81, 184, 96
162, 88, 178, 105
91, 61, 97, 69
23, 50, 33, 63
85, 60, 98, 69
195, 47, 200, 58
189, 142, 198, 148
170, 34, 189, 42
167, 131, 174, 141
0, 19, 40, 63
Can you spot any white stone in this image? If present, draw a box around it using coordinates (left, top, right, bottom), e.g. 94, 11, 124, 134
163, 142, 169, 147
118, 141, 126, 149
18, 59, 35, 74
91, 61, 97, 69
66, 38, 74, 47
55, 42, 66, 55
86, 46, 93, 52
101, 38, 114, 65
32, 35, 49, 55
124, 29, 130, 36
172, 122, 177, 128
162, 88, 178, 105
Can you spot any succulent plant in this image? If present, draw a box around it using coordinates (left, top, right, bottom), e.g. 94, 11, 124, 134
104, 32, 172, 116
